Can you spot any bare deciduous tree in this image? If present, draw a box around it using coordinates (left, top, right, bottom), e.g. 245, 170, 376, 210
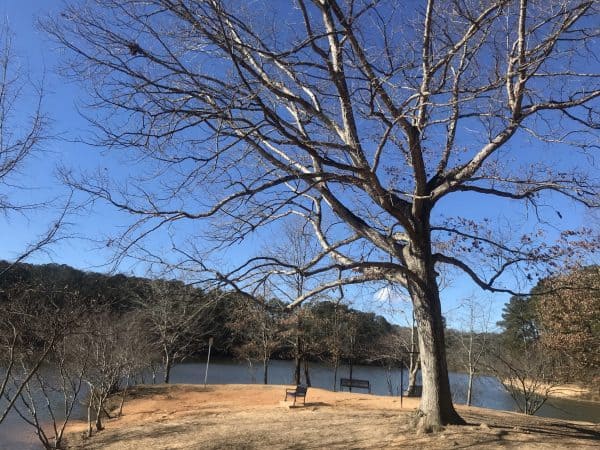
227, 291, 285, 385
0, 285, 90, 449
69, 311, 127, 436
452, 297, 491, 406
134, 280, 214, 384
0, 285, 69, 425
315, 301, 347, 391
489, 342, 561, 415
47, 0, 599, 429
12, 337, 89, 450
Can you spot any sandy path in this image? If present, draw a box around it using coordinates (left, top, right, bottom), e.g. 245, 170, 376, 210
65, 384, 600, 449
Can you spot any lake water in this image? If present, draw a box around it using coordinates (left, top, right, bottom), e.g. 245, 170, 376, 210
2, 358, 599, 449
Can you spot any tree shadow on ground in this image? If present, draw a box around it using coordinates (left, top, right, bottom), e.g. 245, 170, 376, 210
460, 413, 600, 445
285, 401, 331, 409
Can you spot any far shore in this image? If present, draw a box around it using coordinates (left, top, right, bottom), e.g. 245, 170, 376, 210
64, 384, 600, 449
499, 379, 600, 403
543, 382, 599, 402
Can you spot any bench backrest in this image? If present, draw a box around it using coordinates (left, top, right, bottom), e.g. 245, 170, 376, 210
340, 378, 370, 389
296, 385, 308, 395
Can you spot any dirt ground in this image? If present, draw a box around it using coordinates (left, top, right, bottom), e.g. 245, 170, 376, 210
65, 384, 600, 449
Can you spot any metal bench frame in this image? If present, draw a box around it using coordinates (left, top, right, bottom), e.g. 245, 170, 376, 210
284, 385, 308, 405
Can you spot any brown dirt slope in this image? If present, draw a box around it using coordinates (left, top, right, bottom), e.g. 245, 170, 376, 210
65, 384, 600, 449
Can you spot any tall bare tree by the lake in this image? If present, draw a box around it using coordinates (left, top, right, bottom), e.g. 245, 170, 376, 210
48, 0, 599, 429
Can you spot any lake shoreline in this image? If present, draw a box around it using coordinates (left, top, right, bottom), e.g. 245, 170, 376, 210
542, 382, 599, 403
64, 384, 600, 449
182, 356, 600, 404
498, 378, 600, 403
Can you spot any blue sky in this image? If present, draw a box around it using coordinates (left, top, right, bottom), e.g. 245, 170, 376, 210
1, 1, 597, 330
1, 0, 129, 270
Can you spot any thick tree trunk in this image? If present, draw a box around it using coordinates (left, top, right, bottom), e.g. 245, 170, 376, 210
412, 289, 464, 429
404, 230, 464, 430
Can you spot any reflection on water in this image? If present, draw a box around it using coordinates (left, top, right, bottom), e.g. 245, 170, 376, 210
1, 358, 598, 448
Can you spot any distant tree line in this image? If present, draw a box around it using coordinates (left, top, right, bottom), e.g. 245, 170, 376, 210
0, 261, 399, 367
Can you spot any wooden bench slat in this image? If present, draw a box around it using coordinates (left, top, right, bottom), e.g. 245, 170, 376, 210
339, 378, 371, 393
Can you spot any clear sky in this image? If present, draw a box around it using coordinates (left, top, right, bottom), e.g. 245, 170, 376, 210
1, 1, 597, 331
0, 0, 130, 271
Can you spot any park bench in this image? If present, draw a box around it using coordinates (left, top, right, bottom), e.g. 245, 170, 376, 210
340, 378, 371, 393
284, 385, 308, 406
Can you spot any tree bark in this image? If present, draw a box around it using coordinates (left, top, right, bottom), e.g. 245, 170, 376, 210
293, 331, 301, 385
87, 402, 92, 437
349, 359, 353, 392
293, 354, 301, 385
405, 230, 464, 430
163, 351, 172, 384
333, 359, 338, 391
118, 374, 130, 417
405, 320, 421, 395
405, 360, 420, 396
263, 358, 269, 385
151, 363, 157, 384
466, 370, 474, 406
95, 401, 104, 431
303, 359, 311, 387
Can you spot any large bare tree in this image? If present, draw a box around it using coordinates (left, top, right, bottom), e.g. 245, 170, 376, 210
47, 0, 599, 429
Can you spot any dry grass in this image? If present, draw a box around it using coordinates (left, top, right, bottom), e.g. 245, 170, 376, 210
65, 384, 600, 449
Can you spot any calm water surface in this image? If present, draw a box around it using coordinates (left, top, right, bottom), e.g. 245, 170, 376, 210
2, 359, 599, 449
